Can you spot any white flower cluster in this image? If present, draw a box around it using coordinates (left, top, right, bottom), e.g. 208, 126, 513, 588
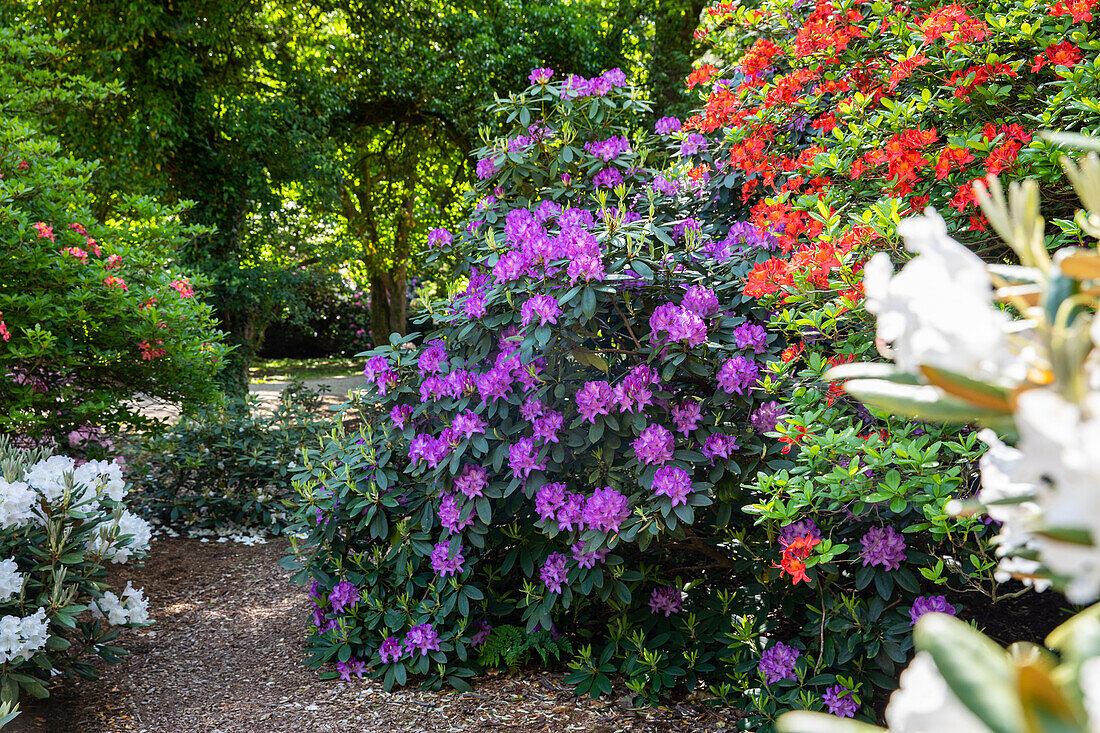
0, 479, 36, 528
88, 511, 152, 564
866, 209, 1100, 603
884, 652, 991, 733
0, 607, 49, 664
91, 582, 150, 626
0, 559, 24, 602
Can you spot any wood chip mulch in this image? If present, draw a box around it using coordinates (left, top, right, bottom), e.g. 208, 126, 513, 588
13, 537, 744, 732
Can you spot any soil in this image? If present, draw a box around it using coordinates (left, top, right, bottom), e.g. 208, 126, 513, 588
13, 538, 743, 733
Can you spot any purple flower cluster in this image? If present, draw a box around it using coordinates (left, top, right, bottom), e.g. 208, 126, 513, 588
541, 552, 569, 593
405, 623, 441, 657
652, 465, 692, 506
592, 167, 623, 189
650, 303, 707, 346
614, 365, 660, 413
470, 620, 492, 647
582, 487, 631, 533
329, 581, 360, 613
508, 438, 545, 480
427, 228, 452, 248
703, 221, 778, 260
476, 157, 499, 180
418, 339, 447, 374
652, 174, 679, 196
633, 424, 674, 465
521, 294, 562, 328
454, 464, 488, 498
379, 636, 404, 663
454, 269, 490, 320
717, 356, 759, 395
860, 526, 907, 571
409, 433, 450, 468
439, 493, 474, 534
655, 116, 682, 135
584, 136, 631, 162
529, 67, 554, 85
648, 586, 682, 616
679, 133, 708, 157
430, 541, 466, 577
336, 660, 367, 680
733, 322, 768, 353
702, 433, 739, 461
670, 401, 702, 435
536, 484, 628, 534
909, 595, 956, 625
363, 356, 398, 395
489, 207, 604, 284
560, 68, 627, 99
451, 410, 487, 440
533, 410, 564, 443
682, 285, 719, 316
571, 540, 609, 568
759, 642, 800, 684
567, 253, 605, 283
751, 401, 787, 434
576, 381, 613, 423
778, 518, 822, 545
822, 684, 859, 718
419, 369, 474, 402
390, 404, 415, 430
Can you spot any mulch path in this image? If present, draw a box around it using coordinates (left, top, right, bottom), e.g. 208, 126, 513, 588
13, 537, 741, 733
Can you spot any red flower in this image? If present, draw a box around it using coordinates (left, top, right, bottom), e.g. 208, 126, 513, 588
687, 64, 719, 89
745, 258, 794, 298
1050, 0, 1095, 22
934, 147, 976, 179
1032, 41, 1083, 71
920, 4, 989, 46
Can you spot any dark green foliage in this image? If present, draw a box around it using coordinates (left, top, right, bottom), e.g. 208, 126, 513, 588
477, 625, 572, 671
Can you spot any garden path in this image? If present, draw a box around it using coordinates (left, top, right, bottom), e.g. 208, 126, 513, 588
14, 537, 742, 733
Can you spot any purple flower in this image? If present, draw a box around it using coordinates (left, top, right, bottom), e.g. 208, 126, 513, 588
439, 493, 474, 534
520, 397, 544, 421
529, 67, 554, 84
470, 620, 492, 647
455, 464, 488, 498
909, 596, 956, 626
576, 381, 613, 423
670, 401, 703, 436
430, 541, 466, 577
533, 410, 564, 443
759, 642, 800, 684
409, 433, 448, 468
648, 586, 682, 616
702, 433, 739, 461
405, 624, 440, 656
567, 254, 606, 283
379, 636, 404, 664
652, 174, 679, 196
427, 228, 452, 248
584, 136, 631, 162
592, 167, 623, 188
535, 483, 568, 522
679, 133, 708, 157
556, 493, 587, 532
717, 356, 759, 395
418, 340, 447, 375
751, 401, 787, 434
682, 285, 719, 316
521, 294, 562, 328
493, 250, 530, 283
329, 581, 360, 613
650, 304, 707, 346
390, 404, 415, 430
655, 116, 681, 135
336, 660, 367, 681
571, 540, 608, 569
451, 410, 487, 440
860, 526, 906, 571
634, 424, 674, 465
476, 366, 514, 404
614, 365, 659, 413
476, 157, 499, 180
508, 438, 545, 480
822, 684, 859, 718
582, 487, 631, 533
733, 322, 769, 353
541, 552, 569, 594
362, 355, 389, 382
779, 518, 822, 546
652, 465, 692, 506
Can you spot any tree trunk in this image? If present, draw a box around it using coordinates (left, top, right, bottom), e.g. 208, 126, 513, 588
218, 307, 268, 397
648, 0, 708, 118
369, 262, 407, 348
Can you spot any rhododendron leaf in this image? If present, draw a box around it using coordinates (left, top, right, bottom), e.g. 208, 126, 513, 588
915, 613, 1026, 733
572, 350, 609, 373
842, 379, 1015, 425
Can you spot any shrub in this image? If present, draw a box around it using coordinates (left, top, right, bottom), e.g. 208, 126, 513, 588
283, 69, 787, 693
0, 28, 227, 445
128, 383, 333, 532
0, 436, 152, 714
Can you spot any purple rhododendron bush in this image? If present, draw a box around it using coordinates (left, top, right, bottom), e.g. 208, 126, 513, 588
282, 64, 1019, 729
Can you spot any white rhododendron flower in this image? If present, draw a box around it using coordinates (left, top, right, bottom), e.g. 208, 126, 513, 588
88, 511, 152, 564
885, 651, 991, 733
92, 582, 150, 626
22, 455, 76, 502
0, 479, 36, 528
0, 607, 50, 664
864, 209, 1026, 383
72, 459, 127, 502
978, 389, 1100, 603
0, 559, 23, 602
1080, 657, 1100, 733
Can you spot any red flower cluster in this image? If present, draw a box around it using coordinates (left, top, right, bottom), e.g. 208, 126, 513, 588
919, 4, 989, 46
686, 64, 719, 89
947, 62, 1017, 99
741, 38, 783, 77
777, 533, 821, 585
1031, 41, 1084, 71
1050, 0, 1096, 22
792, 0, 866, 59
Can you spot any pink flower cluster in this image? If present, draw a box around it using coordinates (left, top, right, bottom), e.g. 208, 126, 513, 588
633, 424, 674, 465
583, 136, 631, 162
652, 465, 692, 506
535, 483, 630, 534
